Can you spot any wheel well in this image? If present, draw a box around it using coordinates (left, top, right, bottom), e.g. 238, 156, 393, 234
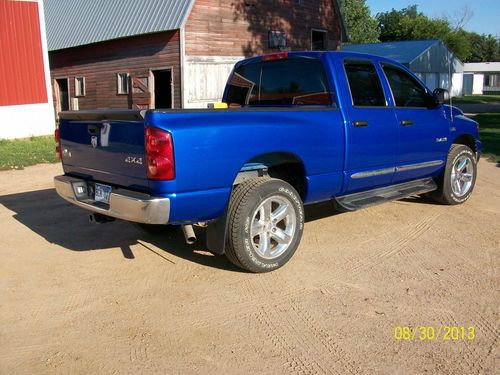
267, 162, 307, 199
237, 152, 307, 200
453, 134, 476, 152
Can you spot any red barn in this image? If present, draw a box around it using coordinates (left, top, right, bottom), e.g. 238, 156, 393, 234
0, 0, 54, 139
44, 0, 347, 111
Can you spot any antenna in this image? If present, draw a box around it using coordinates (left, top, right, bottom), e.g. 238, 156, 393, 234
448, 47, 453, 121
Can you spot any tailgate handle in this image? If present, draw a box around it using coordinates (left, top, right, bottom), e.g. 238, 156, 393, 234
88, 125, 100, 135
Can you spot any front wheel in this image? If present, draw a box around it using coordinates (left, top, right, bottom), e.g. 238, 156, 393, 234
225, 177, 304, 273
431, 144, 477, 205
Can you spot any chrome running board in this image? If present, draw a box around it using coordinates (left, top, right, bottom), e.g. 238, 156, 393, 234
334, 178, 437, 212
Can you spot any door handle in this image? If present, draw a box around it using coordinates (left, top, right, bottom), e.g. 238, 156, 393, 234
400, 120, 413, 126
353, 120, 368, 127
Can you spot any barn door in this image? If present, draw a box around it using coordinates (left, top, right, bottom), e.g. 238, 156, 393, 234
131, 72, 151, 109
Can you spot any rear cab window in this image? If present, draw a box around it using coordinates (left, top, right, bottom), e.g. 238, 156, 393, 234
225, 58, 335, 107
344, 60, 386, 107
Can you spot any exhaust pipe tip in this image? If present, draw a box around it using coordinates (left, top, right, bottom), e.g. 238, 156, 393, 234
182, 225, 197, 245
185, 237, 196, 245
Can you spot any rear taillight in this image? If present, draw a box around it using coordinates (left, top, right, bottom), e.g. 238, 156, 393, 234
261, 52, 288, 62
54, 128, 61, 160
145, 126, 175, 180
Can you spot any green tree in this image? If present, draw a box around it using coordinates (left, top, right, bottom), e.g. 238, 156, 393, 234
340, 0, 380, 43
457, 32, 499, 62
376, 5, 471, 61
443, 29, 471, 62
467, 32, 487, 62
482, 35, 500, 61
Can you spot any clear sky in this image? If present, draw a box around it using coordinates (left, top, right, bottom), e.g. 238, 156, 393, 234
366, 0, 499, 36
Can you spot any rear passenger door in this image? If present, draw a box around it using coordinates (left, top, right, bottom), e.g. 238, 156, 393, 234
381, 64, 450, 183
340, 59, 398, 193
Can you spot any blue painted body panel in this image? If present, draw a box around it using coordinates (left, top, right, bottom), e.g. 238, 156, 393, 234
328, 53, 399, 192
145, 108, 345, 222
58, 51, 481, 224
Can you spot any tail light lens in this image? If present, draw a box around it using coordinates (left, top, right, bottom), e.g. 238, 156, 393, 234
54, 128, 61, 160
145, 126, 175, 180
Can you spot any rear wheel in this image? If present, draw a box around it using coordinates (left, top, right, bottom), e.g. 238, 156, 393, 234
431, 144, 477, 205
225, 177, 304, 273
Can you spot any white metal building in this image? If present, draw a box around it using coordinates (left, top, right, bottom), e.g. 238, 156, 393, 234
463, 62, 500, 95
342, 40, 464, 97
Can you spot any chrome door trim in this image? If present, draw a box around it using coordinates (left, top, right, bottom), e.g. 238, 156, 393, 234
351, 167, 395, 179
395, 160, 444, 172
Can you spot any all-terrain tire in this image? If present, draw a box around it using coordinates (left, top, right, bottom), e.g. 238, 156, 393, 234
225, 177, 304, 273
431, 144, 477, 205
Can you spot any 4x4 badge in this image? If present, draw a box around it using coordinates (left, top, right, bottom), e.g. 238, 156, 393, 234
91, 136, 98, 148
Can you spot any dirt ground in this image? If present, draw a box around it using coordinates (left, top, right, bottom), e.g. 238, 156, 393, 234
0, 161, 498, 375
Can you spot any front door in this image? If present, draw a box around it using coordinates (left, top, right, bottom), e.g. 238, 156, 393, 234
381, 65, 450, 183
340, 59, 398, 193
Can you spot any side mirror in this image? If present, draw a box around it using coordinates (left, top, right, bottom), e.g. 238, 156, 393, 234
433, 88, 450, 104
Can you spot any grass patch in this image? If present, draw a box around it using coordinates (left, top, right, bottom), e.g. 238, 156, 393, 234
471, 113, 500, 163
453, 95, 500, 104
0, 135, 58, 170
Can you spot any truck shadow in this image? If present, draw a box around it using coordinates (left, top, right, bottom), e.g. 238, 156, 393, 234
0, 188, 341, 271
0, 188, 240, 271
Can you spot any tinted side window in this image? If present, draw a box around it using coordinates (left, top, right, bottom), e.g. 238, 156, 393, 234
344, 61, 386, 107
383, 66, 431, 108
225, 59, 332, 106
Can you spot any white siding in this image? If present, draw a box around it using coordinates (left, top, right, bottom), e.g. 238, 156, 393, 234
425, 73, 439, 91
0, 103, 55, 139
439, 73, 449, 91
451, 73, 463, 97
472, 74, 484, 95
464, 62, 500, 73
184, 56, 243, 108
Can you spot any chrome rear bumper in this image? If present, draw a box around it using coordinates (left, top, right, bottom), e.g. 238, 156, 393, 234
54, 175, 170, 224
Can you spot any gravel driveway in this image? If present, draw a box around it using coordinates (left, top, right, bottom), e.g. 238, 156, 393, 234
0, 162, 498, 375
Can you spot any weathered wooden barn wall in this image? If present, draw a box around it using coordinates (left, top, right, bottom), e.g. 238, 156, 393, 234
185, 0, 342, 56
182, 0, 343, 107
47, 1, 344, 110
49, 31, 181, 110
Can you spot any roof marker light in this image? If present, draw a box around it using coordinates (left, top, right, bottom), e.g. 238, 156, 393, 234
262, 52, 289, 62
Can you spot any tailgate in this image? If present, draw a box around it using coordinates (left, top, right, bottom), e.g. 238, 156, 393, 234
59, 110, 149, 191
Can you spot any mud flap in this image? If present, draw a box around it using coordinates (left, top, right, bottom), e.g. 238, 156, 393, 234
206, 208, 228, 255
206, 167, 268, 255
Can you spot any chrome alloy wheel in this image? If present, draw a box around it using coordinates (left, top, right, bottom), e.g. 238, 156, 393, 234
451, 155, 474, 197
250, 196, 297, 260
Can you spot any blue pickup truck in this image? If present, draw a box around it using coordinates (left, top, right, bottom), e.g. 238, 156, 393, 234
54, 51, 481, 272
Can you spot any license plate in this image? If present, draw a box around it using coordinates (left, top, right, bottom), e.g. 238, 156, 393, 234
94, 183, 112, 204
